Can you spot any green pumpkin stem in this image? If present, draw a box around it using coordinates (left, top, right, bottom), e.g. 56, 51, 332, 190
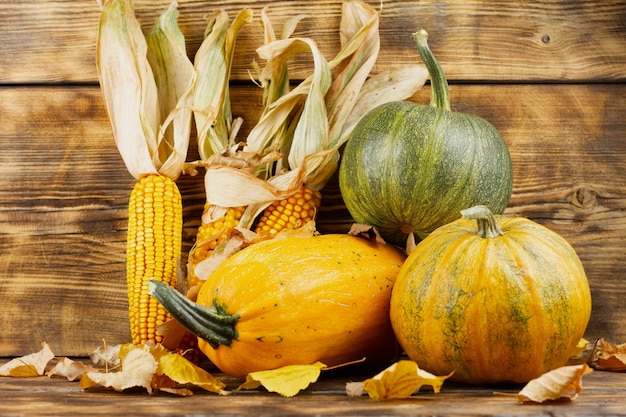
148, 279, 239, 349
412, 29, 451, 111
461, 205, 504, 239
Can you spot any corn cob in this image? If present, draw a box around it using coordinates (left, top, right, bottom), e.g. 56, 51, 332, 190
126, 174, 182, 345
187, 205, 246, 289
254, 187, 322, 238
97, 1, 194, 347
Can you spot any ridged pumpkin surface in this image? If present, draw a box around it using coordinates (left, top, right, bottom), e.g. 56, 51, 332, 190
339, 100, 513, 245
389, 209, 592, 384
195, 234, 406, 377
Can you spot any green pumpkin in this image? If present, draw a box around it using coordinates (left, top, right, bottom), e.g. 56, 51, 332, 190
339, 30, 513, 245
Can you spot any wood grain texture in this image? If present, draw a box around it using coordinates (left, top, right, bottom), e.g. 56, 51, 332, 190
1, 83, 625, 356
1, 364, 625, 416
0, 0, 625, 84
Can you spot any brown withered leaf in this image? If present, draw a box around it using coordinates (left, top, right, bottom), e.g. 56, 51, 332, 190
357, 360, 452, 400
347, 223, 386, 244
47, 357, 98, 381
594, 338, 626, 371
237, 362, 327, 397
517, 364, 593, 404
0, 342, 54, 377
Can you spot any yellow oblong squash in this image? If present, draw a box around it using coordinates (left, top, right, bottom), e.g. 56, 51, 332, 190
150, 234, 406, 377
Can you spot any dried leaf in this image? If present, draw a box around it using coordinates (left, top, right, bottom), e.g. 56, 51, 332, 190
47, 358, 98, 381
345, 381, 365, 398
193, 9, 253, 160
89, 343, 121, 368
157, 351, 229, 395
347, 223, 386, 244
0, 342, 55, 377
361, 360, 452, 400
326, 0, 380, 148
594, 338, 626, 371
80, 346, 158, 393
566, 338, 597, 365
97, 0, 193, 180
97, 0, 159, 178
340, 65, 428, 143
237, 362, 327, 397
145, 1, 195, 179
517, 364, 593, 403
204, 166, 295, 208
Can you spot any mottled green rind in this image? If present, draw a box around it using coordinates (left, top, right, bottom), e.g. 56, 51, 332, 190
339, 100, 513, 244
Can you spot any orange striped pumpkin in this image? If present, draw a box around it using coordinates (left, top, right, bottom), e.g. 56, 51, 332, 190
390, 205, 592, 384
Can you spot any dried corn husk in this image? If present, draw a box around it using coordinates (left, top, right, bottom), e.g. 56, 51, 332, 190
203, 0, 428, 222
191, 0, 428, 278
96, 0, 194, 179
193, 9, 253, 160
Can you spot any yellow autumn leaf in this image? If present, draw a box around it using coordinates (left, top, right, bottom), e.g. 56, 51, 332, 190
517, 364, 593, 403
0, 342, 54, 377
566, 338, 595, 365
157, 351, 229, 395
80, 346, 158, 393
361, 360, 452, 400
237, 362, 327, 397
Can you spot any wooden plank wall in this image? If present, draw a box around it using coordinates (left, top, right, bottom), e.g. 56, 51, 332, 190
1, 0, 625, 356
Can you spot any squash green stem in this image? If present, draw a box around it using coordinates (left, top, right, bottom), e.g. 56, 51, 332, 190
461, 205, 504, 239
412, 29, 451, 111
149, 279, 239, 349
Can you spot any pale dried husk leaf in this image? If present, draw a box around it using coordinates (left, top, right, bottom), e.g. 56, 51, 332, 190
146, 2, 195, 179
325, 0, 380, 148
97, 0, 159, 178
193, 9, 253, 160
341, 64, 428, 141
97, 0, 193, 180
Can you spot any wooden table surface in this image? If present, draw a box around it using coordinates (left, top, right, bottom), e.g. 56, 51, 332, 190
1, 1, 626, 415
1, 362, 625, 416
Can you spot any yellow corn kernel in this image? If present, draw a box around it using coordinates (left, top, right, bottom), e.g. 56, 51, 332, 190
255, 187, 322, 238
187, 205, 246, 289
127, 174, 182, 345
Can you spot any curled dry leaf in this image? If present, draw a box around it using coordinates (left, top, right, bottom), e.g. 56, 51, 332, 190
347, 223, 386, 244
47, 358, 98, 381
157, 350, 229, 395
594, 338, 626, 371
0, 342, 54, 377
517, 364, 593, 404
237, 362, 327, 397
356, 360, 452, 400
89, 343, 121, 368
81, 344, 227, 396
80, 347, 158, 393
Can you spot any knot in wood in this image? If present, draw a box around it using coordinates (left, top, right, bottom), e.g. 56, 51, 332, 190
570, 186, 597, 209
